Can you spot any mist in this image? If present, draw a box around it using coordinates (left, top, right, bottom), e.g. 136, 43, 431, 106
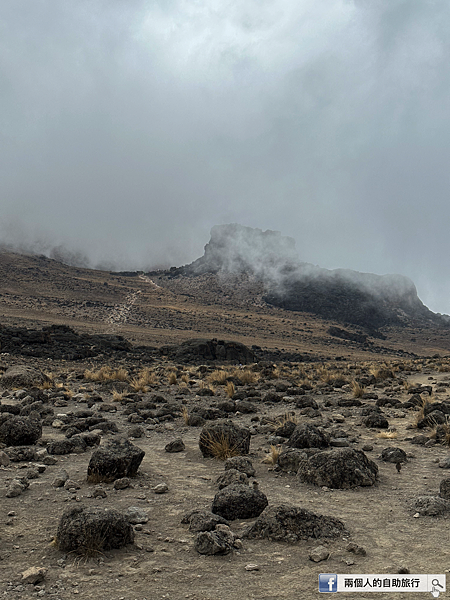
2, 1, 450, 313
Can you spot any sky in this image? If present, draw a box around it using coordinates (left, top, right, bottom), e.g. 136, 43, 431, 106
1, 0, 450, 313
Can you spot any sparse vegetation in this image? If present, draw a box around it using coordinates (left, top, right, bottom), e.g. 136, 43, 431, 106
351, 380, 366, 398
84, 366, 129, 382
200, 432, 240, 460
262, 444, 282, 465
226, 381, 235, 398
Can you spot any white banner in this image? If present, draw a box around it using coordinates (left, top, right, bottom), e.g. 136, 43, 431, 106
319, 574, 446, 596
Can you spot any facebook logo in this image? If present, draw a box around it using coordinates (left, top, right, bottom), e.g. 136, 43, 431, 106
319, 574, 338, 593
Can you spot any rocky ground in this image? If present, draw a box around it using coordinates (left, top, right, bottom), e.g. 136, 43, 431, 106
2, 355, 450, 600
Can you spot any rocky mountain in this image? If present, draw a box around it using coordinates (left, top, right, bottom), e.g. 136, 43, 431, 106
166, 224, 443, 331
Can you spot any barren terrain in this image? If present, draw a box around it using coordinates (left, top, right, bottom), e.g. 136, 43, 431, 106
1, 251, 450, 600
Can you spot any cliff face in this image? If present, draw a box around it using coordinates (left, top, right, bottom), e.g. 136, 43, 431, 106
169, 224, 441, 331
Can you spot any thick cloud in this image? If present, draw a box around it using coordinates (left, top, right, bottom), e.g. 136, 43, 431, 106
1, 0, 450, 312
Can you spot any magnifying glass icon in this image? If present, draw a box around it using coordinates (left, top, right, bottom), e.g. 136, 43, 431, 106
432, 579, 444, 589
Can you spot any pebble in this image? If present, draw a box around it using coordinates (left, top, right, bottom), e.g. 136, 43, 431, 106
245, 564, 260, 571
154, 483, 169, 494
309, 545, 330, 563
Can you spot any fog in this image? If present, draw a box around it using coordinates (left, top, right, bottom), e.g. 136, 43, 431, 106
2, 1, 450, 313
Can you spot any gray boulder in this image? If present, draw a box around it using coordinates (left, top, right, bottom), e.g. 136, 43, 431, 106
56, 506, 134, 554
244, 504, 347, 542
278, 449, 307, 473
287, 424, 330, 449
412, 496, 450, 516
87, 437, 145, 483
212, 483, 268, 520
182, 509, 230, 532
1, 366, 50, 389
380, 447, 407, 464
194, 528, 236, 555
297, 448, 378, 489
0, 416, 42, 446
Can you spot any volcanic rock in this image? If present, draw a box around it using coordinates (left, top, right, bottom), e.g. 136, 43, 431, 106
297, 448, 378, 488
244, 504, 347, 542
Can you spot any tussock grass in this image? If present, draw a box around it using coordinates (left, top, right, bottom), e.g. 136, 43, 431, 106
226, 381, 235, 398
201, 432, 240, 460
376, 429, 398, 439
262, 444, 282, 465
181, 406, 189, 425
168, 372, 177, 385
112, 389, 126, 402
208, 370, 228, 385
84, 366, 129, 382
232, 368, 260, 385
351, 380, 366, 398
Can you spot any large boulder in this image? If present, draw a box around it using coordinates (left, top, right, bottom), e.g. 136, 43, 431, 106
87, 437, 145, 483
297, 448, 378, 489
287, 424, 330, 449
1, 366, 51, 389
0, 416, 42, 446
244, 504, 347, 542
212, 483, 268, 520
199, 421, 250, 458
56, 506, 134, 554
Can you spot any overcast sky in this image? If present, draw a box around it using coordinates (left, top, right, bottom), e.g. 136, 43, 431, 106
1, 0, 450, 313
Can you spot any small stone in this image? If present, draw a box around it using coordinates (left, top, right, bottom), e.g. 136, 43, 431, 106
346, 542, 367, 556
398, 566, 410, 574
413, 513, 420, 518
0, 450, 10, 466
114, 477, 131, 490
165, 438, 186, 453
362, 445, 373, 452
309, 545, 330, 563
93, 487, 107, 499
63, 479, 80, 491
154, 483, 169, 494
124, 506, 149, 525
245, 564, 260, 571
42, 456, 58, 466
52, 471, 69, 488
21, 567, 47, 585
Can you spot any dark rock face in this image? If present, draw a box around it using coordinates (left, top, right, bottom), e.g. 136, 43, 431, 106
0, 324, 133, 361
87, 438, 145, 483
287, 424, 330, 449
168, 224, 440, 331
380, 447, 407, 463
199, 421, 250, 458
212, 484, 268, 520
244, 505, 347, 542
56, 506, 134, 553
224, 456, 255, 477
0, 416, 42, 446
297, 448, 378, 489
159, 338, 256, 365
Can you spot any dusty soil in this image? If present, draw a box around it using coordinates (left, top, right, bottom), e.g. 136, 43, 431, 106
1, 356, 450, 600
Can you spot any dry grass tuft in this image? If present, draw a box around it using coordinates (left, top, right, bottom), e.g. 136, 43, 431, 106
376, 429, 398, 439
232, 368, 260, 385
262, 444, 282, 465
226, 381, 235, 398
112, 389, 126, 402
181, 406, 189, 425
84, 366, 129, 383
208, 370, 228, 385
351, 380, 366, 398
168, 372, 177, 385
201, 432, 240, 460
